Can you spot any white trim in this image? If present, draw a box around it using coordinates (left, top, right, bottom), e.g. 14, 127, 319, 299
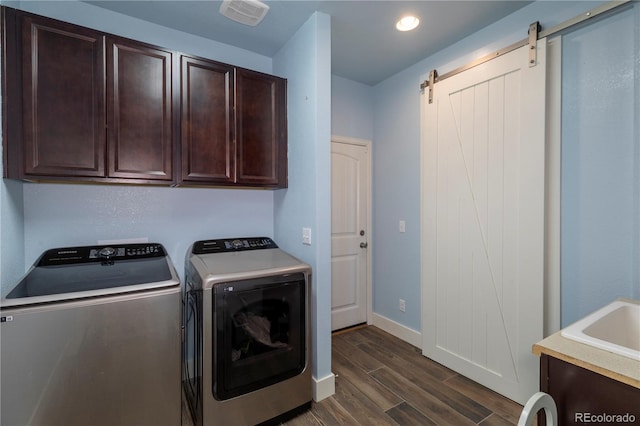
330, 135, 373, 328
371, 313, 422, 348
544, 36, 562, 336
312, 372, 335, 402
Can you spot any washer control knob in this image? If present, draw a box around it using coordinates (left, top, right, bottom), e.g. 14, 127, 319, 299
98, 247, 117, 258
231, 239, 244, 249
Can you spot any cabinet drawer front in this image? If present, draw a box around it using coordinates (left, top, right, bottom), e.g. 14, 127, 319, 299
180, 56, 234, 183
107, 38, 173, 181
22, 15, 106, 177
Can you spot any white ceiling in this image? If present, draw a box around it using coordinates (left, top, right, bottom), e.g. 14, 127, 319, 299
88, 0, 533, 86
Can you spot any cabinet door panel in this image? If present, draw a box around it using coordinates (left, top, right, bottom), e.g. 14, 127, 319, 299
235, 68, 287, 187
21, 14, 105, 177
107, 38, 173, 181
181, 56, 234, 183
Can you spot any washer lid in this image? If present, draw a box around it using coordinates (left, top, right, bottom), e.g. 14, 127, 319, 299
2, 244, 179, 307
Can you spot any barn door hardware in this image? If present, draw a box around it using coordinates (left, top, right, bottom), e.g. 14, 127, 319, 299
420, 69, 438, 104
528, 21, 541, 67
419, 1, 632, 96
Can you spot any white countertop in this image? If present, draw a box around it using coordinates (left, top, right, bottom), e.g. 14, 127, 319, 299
533, 299, 640, 389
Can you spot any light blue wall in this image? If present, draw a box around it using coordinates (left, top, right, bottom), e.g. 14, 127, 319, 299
331, 75, 374, 141
0, 180, 23, 294
561, 4, 640, 326
22, 184, 273, 282
273, 12, 333, 384
371, 1, 608, 333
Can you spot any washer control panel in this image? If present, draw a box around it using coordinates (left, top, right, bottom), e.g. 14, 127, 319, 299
192, 237, 278, 254
89, 244, 163, 259
37, 243, 166, 266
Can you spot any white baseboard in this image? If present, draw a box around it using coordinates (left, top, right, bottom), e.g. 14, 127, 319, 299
371, 313, 422, 348
312, 372, 335, 402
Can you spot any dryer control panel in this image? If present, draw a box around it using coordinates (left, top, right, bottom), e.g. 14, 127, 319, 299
192, 237, 278, 254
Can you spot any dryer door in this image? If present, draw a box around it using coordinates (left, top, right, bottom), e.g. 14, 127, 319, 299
212, 273, 306, 400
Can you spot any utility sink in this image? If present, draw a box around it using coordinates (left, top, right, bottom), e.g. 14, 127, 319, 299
561, 300, 640, 361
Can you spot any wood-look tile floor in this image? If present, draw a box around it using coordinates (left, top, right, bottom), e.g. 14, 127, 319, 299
284, 325, 524, 426
183, 325, 525, 425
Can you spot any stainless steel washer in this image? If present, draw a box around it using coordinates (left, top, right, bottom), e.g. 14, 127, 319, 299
183, 237, 312, 426
0, 243, 182, 426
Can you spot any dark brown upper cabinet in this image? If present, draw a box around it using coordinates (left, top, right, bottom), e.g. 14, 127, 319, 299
11, 11, 106, 178
235, 68, 287, 188
180, 55, 235, 184
107, 37, 174, 182
2, 7, 287, 188
180, 56, 287, 188
2, 9, 174, 184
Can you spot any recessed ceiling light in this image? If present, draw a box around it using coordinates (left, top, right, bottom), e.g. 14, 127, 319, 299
396, 15, 420, 32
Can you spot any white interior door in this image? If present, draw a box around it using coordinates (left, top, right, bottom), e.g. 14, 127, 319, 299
331, 137, 371, 331
421, 42, 547, 404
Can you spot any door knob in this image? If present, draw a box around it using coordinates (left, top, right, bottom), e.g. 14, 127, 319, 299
360, 242, 368, 249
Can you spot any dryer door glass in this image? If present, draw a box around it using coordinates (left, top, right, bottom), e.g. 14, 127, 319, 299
213, 273, 306, 400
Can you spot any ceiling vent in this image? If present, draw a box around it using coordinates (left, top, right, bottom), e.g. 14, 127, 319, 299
219, 0, 270, 27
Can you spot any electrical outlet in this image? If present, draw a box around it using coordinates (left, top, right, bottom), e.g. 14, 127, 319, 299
399, 299, 406, 312
399, 220, 406, 233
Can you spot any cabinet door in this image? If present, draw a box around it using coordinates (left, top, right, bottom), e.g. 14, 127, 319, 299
107, 37, 174, 182
180, 56, 234, 183
235, 68, 287, 187
541, 355, 640, 425
20, 13, 106, 177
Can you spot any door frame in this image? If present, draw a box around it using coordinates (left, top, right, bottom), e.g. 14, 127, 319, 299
331, 135, 373, 327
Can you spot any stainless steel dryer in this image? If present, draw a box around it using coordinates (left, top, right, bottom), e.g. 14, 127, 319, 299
183, 237, 312, 426
0, 243, 182, 426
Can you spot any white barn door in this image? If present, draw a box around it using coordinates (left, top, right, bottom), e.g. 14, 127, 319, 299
421, 42, 546, 404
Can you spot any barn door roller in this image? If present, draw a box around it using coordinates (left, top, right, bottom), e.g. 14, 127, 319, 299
528, 21, 541, 67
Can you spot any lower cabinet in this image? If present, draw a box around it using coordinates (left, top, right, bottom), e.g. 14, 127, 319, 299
540, 355, 640, 425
